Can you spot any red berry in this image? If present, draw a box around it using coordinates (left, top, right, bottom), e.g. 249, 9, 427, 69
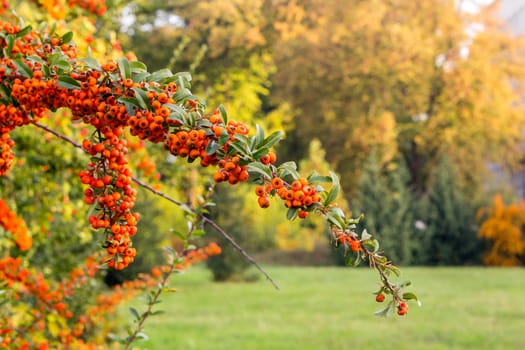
375, 293, 385, 303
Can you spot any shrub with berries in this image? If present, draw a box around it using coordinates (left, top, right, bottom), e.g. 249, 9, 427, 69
0, 12, 419, 348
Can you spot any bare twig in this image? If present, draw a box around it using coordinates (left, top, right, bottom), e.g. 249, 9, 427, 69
202, 216, 279, 290
32, 122, 279, 290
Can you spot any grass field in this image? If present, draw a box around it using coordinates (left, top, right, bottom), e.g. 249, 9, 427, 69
126, 266, 525, 350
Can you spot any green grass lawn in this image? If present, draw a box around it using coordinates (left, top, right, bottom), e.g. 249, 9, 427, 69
126, 266, 525, 350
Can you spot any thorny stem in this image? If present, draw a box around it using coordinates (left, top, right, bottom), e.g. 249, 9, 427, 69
33, 122, 280, 290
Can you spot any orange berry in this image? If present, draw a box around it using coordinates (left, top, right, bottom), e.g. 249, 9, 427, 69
397, 302, 408, 316
271, 177, 283, 189
213, 171, 225, 183
260, 154, 271, 164
350, 239, 361, 252
376, 294, 385, 303
255, 186, 265, 197
291, 180, 302, 191
293, 190, 305, 201
298, 210, 308, 219
258, 196, 270, 208
268, 151, 277, 164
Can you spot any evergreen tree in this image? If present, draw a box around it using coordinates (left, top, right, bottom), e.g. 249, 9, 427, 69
417, 157, 482, 265
352, 154, 415, 265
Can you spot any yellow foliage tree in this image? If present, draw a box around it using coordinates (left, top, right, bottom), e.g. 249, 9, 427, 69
477, 195, 525, 266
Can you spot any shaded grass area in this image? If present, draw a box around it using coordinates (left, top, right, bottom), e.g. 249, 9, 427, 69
126, 266, 525, 350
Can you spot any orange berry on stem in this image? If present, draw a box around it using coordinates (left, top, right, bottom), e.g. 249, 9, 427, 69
258, 196, 270, 208
271, 177, 283, 189
255, 186, 265, 197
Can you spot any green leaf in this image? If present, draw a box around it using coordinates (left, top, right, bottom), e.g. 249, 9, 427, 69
253, 124, 265, 148
49, 22, 57, 36
218, 130, 230, 146
146, 68, 173, 82
227, 141, 247, 156
247, 162, 272, 179
148, 310, 165, 316
13, 59, 33, 78
129, 307, 140, 321
27, 55, 44, 64
134, 332, 149, 340
118, 57, 131, 80
132, 87, 150, 110
191, 229, 206, 237
362, 239, 379, 253
57, 75, 81, 90
259, 130, 284, 150
133, 72, 151, 83
205, 140, 219, 155
80, 57, 102, 71
324, 185, 340, 205
361, 228, 371, 240
326, 211, 345, 230
251, 147, 269, 160
130, 60, 147, 73
278, 161, 300, 180
374, 301, 394, 317
402, 292, 422, 307
54, 59, 72, 72
307, 174, 332, 184
286, 207, 299, 220
15, 25, 32, 38
345, 251, 362, 266
118, 97, 141, 115
173, 88, 192, 102
174, 71, 192, 82
61, 31, 73, 43
5, 35, 14, 57
171, 230, 187, 240
0, 85, 11, 101
218, 104, 228, 124
177, 74, 191, 90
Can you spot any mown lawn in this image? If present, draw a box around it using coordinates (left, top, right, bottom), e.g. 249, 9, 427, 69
125, 266, 525, 350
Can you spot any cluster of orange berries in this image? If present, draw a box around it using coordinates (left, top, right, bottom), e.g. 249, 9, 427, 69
0, 133, 15, 176
0, 199, 32, 251
1, 253, 137, 348
213, 156, 249, 185
0, 256, 78, 323
128, 89, 180, 143
80, 127, 138, 270
2, 23, 259, 272
68, 0, 107, 16
255, 176, 321, 219
336, 233, 361, 252
166, 129, 213, 164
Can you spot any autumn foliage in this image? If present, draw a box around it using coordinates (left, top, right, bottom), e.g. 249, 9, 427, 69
477, 195, 525, 266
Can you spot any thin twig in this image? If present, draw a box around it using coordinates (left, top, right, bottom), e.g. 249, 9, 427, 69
124, 261, 175, 350
32, 122, 279, 290
202, 216, 279, 290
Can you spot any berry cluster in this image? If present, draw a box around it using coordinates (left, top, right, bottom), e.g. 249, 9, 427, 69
336, 232, 361, 252
255, 177, 321, 219
80, 127, 138, 270
68, 0, 107, 16
0, 133, 14, 176
397, 302, 408, 316
0, 199, 32, 251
